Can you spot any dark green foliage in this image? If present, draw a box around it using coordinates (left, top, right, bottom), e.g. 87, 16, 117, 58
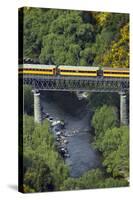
23, 85, 33, 115
22, 7, 129, 67
91, 104, 129, 180
21, 8, 129, 191
22, 107, 129, 192
87, 92, 120, 112
22, 115, 69, 192
39, 10, 95, 65
61, 169, 128, 190
92, 105, 118, 141
101, 126, 129, 178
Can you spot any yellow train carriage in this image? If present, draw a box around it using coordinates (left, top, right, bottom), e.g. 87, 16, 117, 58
19, 64, 129, 78
58, 66, 99, 77
19, 64, 56, 75
103, 68, 129, 78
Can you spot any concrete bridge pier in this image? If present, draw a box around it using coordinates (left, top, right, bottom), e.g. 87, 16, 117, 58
32, 90, 42, 123
120, 92, 128, 125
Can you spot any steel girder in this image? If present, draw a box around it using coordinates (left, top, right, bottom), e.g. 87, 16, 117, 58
21, 75, 129, 93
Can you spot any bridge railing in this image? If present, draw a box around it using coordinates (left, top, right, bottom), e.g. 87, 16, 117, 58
19, 74, 129, 93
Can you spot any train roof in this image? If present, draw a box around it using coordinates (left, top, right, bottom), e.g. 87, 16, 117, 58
19, 64, 56, 69
58, 66, 99, 70
103, 67, 129, 71
19, 64, 129, 71
58, 66, 129, 71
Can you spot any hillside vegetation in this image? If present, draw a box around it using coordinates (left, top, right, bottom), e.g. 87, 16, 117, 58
19, 8, 129, 192
21, 115, 128, 192
21, 8, 129, 68
21, 89, 129, 193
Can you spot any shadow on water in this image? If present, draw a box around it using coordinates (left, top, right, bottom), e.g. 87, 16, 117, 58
41, 91, 87, 117
41, 91, 101, 177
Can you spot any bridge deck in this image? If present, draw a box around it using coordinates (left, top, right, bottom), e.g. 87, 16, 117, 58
19, 74, 129, 93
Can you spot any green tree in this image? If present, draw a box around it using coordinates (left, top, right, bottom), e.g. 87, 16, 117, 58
23, 85, 33, 115
101, 126, 129, 178
22, 7, 129, 68
91, 104, 129, 180
87, 92, 120, 112
39, 11, 95, 65
22, 115, 69, 192
102, 24, 129, 68
92, 105, 118, 147
61, 169, 128, 190
93, 13, 129, 67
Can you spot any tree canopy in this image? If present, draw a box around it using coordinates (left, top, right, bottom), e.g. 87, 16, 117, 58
23, 85, 34, 115
22, 115, 69, 192
61, 169, 128, 190
92, 105, 118, 142
21, 111, 129, 192
91, 105, 129, 180
21, 7, 129, 68
101, 126, 129, 178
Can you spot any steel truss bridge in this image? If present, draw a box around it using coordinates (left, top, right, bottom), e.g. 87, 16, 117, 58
19, 74, 129, 125
21, 75, 129, 93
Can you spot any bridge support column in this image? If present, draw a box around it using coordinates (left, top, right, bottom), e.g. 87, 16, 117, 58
32, 90, 42, 123
120, 92, 128, 125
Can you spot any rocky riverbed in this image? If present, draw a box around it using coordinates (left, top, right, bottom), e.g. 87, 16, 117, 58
41, 91, 101, 177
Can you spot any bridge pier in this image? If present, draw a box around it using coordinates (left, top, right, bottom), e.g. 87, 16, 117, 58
120, 92, 128, 125
32, 90, 42, 123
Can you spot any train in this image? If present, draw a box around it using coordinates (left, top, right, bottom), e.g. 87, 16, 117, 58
19, 64, 129, 78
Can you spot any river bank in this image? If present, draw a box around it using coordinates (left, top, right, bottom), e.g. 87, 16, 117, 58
41, 91, 101, 177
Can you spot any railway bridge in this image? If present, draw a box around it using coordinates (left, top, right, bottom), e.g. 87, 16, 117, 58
20, 74, 129, 125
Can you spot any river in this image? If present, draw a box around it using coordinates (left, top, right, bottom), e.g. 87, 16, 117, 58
41, 91, 101, 177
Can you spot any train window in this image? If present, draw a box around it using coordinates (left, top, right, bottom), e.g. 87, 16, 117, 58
24, 68, 33, 70
37, 69, 51, 72
21, 68, 53, 72
41, 69, 52, 72
79, 71, 85, 73
104, 71, 129, 74
61, 70, 96, 73
61, 70, 75, 72
88, 71, 96, 73
78, 71, 96, 73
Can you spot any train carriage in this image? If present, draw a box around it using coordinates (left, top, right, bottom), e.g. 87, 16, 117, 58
19, 64, 56, 75
19, 64, 129, 79
58, 66, 99, 77
103, 67, 129, 78
58, 65, 129, 78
